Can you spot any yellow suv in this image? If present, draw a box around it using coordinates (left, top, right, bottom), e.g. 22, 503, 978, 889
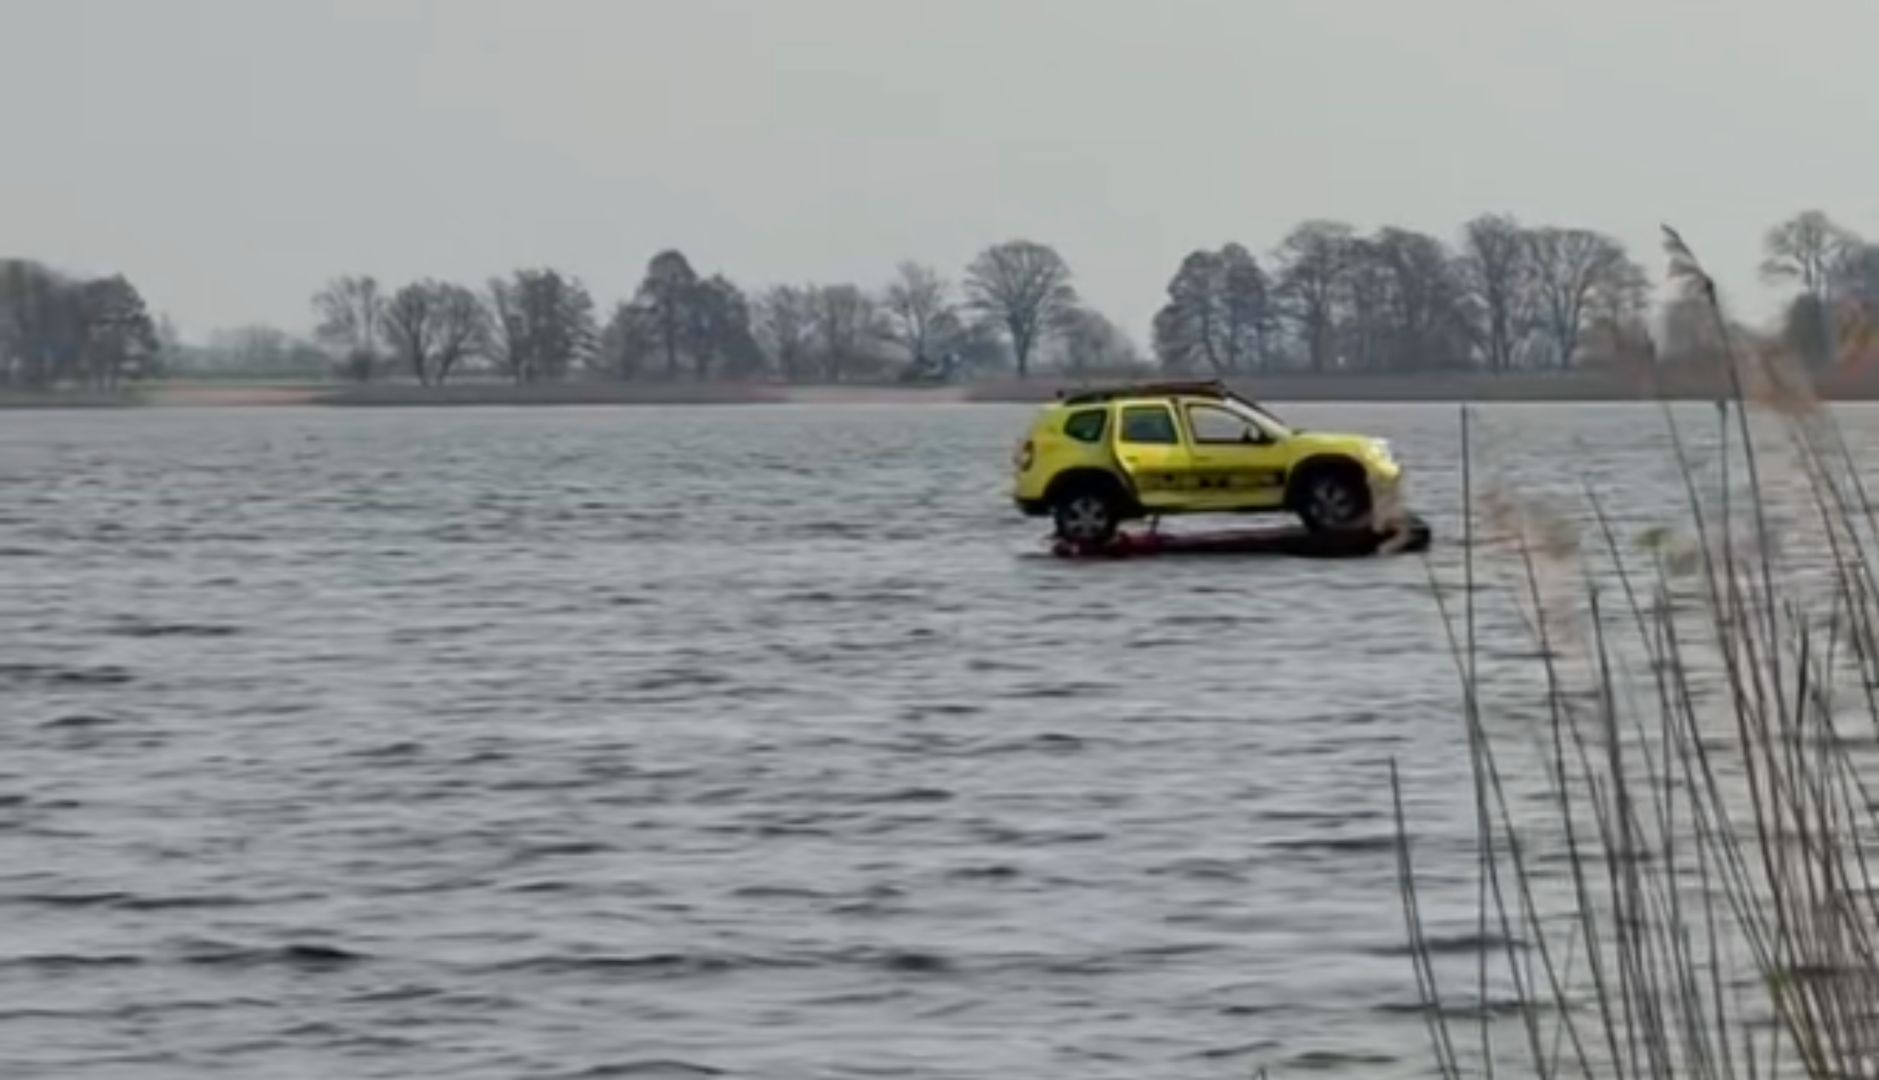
1011, 381, 1403, 544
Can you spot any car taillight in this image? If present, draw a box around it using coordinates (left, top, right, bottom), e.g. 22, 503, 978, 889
1015, 440, 1034, 470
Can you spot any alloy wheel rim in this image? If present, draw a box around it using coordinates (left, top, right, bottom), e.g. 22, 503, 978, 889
1062, 497, 1110, 540
1311, 480, 1359, 525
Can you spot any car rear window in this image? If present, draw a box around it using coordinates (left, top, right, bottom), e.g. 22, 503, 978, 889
1062, 409, 1106, 443
1119, 406, 1178, 445
1112, 407, 1172, 445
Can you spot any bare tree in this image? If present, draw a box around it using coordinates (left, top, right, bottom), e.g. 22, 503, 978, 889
486, 279, 520, 382
1364, 228, 1475, 371
1832, 244, 1879, 313
1762, 210, 1858, 300
1338, 238, 1398, 371
1055, 306, 1140, 375
1526, 228, 1637, 370
1153, 249, 1226, 373
688, 275, 764, 379
811, 284, 879, 382
1580, 255, 1651, 370
0, 264, 164, 389
635, 250, 700, 380
312, 275, 384, 382
965, 240, 1076, 379
382, 281, 488, 385
0, 260, 62, 386
486, 269, 596, 385
948, 319, 1013, 376
188, 325, 329, 378
382, 282, 439, 385
883, 262, 957, 371
756, 285, 817, 382
1219, 243, 1275, 371
1275, 221, 1354, 372
598, 302, 655, 380
1153, 244, 1275, 374
430, 283, 488, 385
1459, 214, 1531, 373
1760, 212, 1863, 369
75, 276, 158, 389
624, 251, 761, 379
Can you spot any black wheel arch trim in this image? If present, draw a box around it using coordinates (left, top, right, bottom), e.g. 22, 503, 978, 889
1043, 467, 1142, 517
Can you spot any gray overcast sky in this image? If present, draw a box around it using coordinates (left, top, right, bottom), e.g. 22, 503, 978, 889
2, 0, 1874, 343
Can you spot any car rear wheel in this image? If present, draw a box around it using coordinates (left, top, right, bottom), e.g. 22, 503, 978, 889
1297, 470, 1370, 533
1053, 489, 1119, 545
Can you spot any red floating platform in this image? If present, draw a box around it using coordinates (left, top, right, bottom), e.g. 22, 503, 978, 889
1050, 515, 1431, 560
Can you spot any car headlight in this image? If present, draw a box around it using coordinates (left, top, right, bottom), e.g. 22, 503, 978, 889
1371, 438, 1394, 462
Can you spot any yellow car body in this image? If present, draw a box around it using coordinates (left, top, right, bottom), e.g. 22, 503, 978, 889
1011, 381, 1402, 543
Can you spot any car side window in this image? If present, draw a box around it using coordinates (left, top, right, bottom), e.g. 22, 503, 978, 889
1187, 404, 1265, 445
1062, 409, 1107, 443
1119, 405, 1179, 445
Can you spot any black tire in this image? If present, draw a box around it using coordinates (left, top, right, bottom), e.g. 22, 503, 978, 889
1052, 486, 1119, 545
1295, 468, 1371, 533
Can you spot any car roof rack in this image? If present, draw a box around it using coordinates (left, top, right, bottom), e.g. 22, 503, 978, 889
1056, 380, 1235, 406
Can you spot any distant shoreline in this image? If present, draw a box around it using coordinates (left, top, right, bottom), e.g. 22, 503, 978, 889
5, 370, 1876, 409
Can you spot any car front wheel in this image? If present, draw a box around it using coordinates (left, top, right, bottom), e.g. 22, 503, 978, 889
1053, 489, 1119, 545
1297, 471, 1370, 533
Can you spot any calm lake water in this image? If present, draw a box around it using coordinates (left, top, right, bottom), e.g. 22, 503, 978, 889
0, 401, 1862, 1079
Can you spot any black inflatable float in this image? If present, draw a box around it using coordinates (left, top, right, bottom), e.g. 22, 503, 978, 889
1050, 514, 1432, 560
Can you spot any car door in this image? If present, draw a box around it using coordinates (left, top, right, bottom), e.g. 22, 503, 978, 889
1112, 401, 1192, 510
1181, 401, 1289, 510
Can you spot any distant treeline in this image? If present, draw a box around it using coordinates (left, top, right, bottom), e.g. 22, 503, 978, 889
264, 243, 1125, 387
1152, 210, 1873, 378
2, 212, 1871, 389
0, 262, 164, 389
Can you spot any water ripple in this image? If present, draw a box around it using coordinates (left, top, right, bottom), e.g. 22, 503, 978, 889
0, 402, 1817, 1079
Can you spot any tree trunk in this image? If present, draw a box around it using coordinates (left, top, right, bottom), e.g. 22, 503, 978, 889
1011, 321, 1031, 380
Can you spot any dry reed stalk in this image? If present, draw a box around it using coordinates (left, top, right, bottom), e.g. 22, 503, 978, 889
1392, 228, 1879, 1080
